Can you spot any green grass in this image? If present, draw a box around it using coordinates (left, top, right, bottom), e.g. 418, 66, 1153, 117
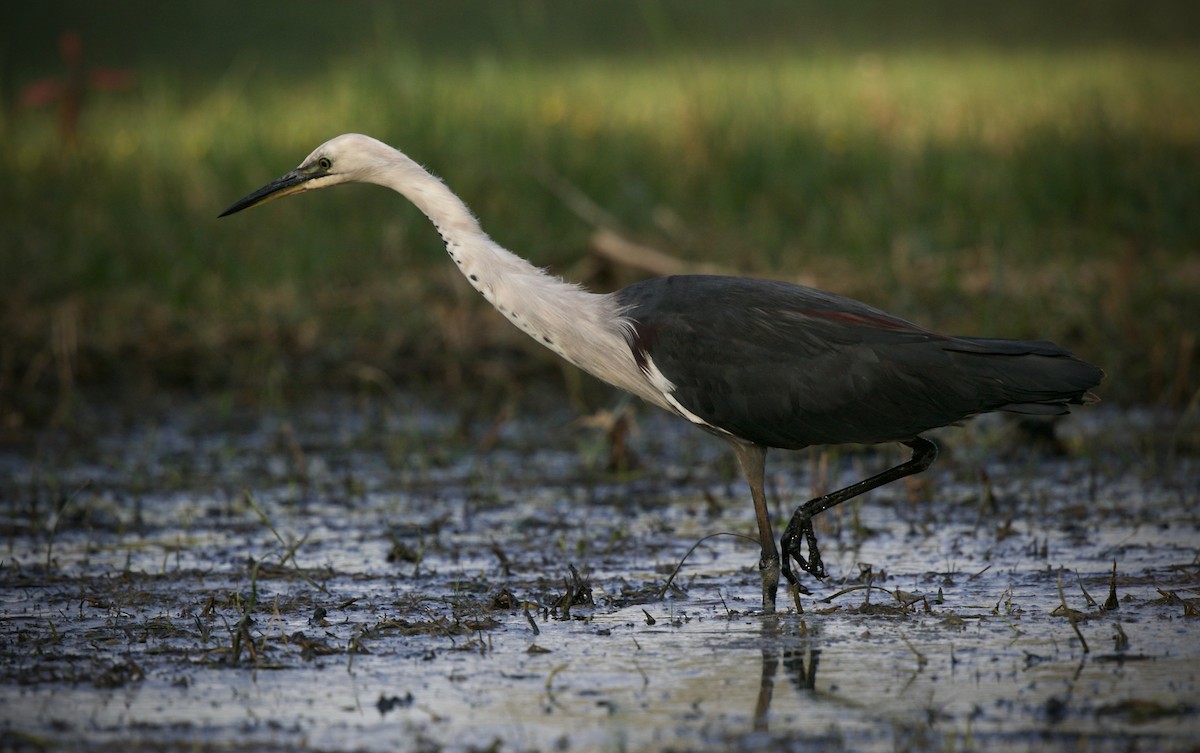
2, 4, 1198, 426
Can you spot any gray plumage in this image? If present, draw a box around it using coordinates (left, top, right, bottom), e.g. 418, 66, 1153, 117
616, 274, 1101, 449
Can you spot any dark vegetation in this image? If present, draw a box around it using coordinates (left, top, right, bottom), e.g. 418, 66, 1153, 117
2, 1, 1197, 431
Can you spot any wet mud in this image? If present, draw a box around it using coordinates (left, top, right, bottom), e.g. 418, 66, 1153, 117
2, 392, 1197, 752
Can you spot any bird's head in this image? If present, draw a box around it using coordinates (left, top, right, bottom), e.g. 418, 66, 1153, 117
219, 133, 395, 217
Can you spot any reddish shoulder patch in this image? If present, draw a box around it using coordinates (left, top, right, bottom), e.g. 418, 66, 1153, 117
797, 308, 931, 334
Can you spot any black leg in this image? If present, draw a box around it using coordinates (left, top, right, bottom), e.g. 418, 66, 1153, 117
731, 441, 780, 612
781, 437, 938, 585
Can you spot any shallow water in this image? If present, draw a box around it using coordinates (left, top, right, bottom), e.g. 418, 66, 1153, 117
2, 392, 1197, 752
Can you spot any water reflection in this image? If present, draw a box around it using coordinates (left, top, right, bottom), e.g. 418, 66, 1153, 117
754, 616, 822, 733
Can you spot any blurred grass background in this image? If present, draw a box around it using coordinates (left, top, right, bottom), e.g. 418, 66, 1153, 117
2, 1, 1197, 431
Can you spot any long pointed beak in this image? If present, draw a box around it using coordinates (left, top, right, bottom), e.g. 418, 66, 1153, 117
218, 169, 313, 217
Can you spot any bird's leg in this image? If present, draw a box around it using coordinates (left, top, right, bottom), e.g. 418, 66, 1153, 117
781, 437, 938, 585
731, 441, 779, 613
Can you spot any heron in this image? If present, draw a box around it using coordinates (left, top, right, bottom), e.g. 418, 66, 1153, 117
220, 133, 1103, 612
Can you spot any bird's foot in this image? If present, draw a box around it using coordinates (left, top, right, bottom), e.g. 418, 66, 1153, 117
759, 550, 781, 613
780, 511, 828, 585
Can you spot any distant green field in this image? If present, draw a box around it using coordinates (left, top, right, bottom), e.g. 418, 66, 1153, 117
3, 3, 1197, 425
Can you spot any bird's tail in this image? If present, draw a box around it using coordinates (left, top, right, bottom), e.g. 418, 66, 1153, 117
945, 337, 1103, 415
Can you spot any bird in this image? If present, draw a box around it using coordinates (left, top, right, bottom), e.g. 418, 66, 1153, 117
220, 134, 1103, 613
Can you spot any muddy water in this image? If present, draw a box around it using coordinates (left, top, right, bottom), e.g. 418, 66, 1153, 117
2, 392, 1197, 752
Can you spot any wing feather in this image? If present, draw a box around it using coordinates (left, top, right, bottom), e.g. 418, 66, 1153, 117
617, 275, 1101, 449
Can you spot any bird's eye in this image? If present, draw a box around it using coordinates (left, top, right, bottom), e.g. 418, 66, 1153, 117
318, 157, 332, 171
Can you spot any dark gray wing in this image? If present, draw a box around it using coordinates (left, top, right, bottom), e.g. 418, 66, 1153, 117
616, 275, 1101, 449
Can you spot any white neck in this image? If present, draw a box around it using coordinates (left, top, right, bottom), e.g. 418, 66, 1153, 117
371, 150, 667, 409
